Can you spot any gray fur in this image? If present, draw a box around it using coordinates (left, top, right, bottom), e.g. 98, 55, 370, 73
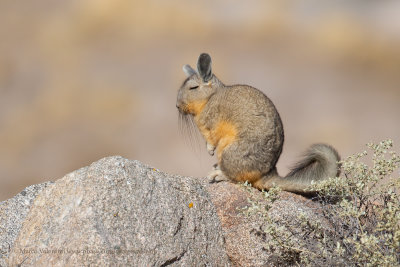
208, 85, 284, 180
286, 144, 341, 182
176, 53, 340, 195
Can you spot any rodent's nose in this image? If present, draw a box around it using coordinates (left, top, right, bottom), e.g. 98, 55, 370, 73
176, 99, 182, 110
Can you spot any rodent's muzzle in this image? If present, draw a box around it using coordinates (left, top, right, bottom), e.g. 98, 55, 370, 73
176, 103, 187, 114
176, 92, 186, 114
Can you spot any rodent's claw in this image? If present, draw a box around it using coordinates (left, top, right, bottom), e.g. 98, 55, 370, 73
206, 143, 215, 156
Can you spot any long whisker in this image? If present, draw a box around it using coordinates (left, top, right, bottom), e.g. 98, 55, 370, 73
178, 110, 202, 154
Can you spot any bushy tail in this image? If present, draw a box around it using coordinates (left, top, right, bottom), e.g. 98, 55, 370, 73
256, 144, 340, 194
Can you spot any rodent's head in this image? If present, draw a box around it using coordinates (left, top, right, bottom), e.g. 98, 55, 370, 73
176, 53, 222, 116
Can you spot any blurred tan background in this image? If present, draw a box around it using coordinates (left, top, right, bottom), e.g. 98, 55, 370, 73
1, 0, 399, 201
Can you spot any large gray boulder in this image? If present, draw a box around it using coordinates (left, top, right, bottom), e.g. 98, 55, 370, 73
5, 157, 230, 266
1, 156, 332, 266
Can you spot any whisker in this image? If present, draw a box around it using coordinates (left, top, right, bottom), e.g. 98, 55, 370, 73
178, 111, 202, 154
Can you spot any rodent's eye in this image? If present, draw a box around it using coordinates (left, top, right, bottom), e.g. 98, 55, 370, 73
189, 86, 199, 90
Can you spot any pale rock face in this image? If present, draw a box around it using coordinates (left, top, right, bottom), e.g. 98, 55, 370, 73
4, 157, 229, 266
0, 182, 52, 267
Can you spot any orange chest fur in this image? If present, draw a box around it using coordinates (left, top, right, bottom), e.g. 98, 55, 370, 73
185, 100, 207, 116
196, 118, 238, 160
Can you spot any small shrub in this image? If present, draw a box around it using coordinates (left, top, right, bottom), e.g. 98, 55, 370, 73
243, 140, 400, 266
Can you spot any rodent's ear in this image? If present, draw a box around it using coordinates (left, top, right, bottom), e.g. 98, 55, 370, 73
182, 64, 197, 77
197, 53, 212, 82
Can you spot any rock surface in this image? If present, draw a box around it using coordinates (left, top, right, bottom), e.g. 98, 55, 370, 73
5, 157, 230, 266
206, 182, 327, 266
0, 182, 52, 267
1, 156, 329, 266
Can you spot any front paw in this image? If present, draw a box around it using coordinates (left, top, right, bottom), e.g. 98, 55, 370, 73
206, 143, 215, 156
212, 163, 220, 170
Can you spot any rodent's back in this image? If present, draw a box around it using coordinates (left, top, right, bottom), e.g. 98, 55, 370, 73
210, 85, 284, 142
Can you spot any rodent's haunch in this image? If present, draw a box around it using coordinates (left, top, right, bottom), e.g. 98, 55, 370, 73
176, 53, 340, 194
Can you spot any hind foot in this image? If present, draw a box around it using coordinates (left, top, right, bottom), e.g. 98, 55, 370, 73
207, 168, 229, 183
